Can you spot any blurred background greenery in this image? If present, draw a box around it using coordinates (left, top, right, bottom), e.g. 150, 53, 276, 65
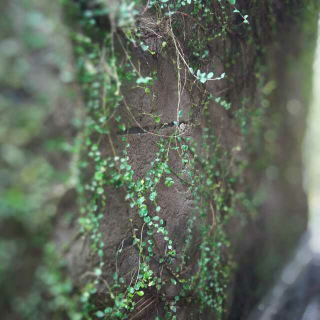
304, 19, 320, 254
0, 0, 82, 319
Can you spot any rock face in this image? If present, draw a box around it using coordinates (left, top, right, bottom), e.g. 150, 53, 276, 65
2, 0, 316, 319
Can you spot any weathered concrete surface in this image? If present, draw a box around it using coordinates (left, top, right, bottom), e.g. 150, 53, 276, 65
54, 1, 316, 319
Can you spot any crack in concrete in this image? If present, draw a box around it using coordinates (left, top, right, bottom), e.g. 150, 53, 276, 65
117, 121, 188, 135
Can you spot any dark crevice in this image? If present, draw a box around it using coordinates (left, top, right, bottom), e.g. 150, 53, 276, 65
116, 121, 187, 135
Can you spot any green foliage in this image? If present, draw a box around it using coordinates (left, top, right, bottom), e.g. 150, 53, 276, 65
0, 0, 81, 318
62, 1, 257, 319
2, 0, 317, 319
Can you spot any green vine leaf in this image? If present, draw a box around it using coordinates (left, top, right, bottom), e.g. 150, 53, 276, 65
96, 311, 104, 318
136, 76, 152, 84
137, 196, 145, 205
154, 116, 160, 124
149, 192, 157, 201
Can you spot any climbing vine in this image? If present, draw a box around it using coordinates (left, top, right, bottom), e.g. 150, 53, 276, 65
61, 1, 265, 319
2, 0, 319, 320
